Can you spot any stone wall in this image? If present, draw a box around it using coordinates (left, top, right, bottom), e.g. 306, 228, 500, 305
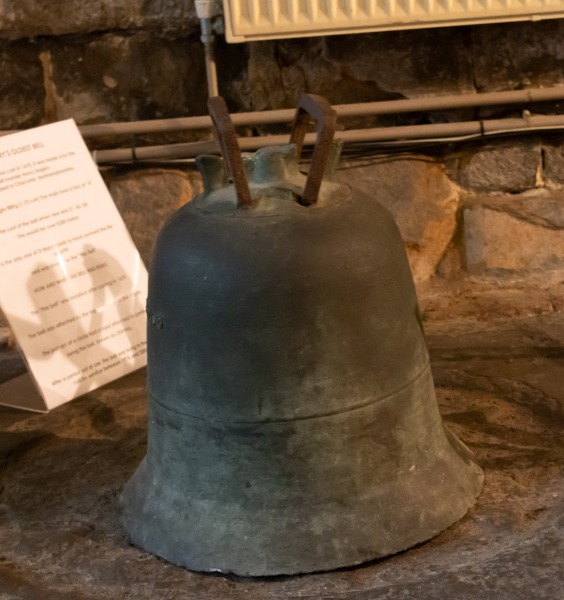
338, 137, 563, 278
2, 5, 564, 126
2, 4, 564, 328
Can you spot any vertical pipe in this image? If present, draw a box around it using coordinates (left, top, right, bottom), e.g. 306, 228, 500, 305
200, 18, 220, 98
195, 1, 222, 98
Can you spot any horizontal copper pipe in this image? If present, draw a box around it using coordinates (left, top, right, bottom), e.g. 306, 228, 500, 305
92, 113, 564, 163
2, 85, 564, 140
82, 85, 564, 138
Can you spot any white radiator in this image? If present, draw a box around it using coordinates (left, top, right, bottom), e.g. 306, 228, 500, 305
222, 0, 564, 42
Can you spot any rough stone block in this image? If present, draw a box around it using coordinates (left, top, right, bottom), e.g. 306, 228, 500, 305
41, 33, 208, 124
104, 166, 202, 265
471, 20, 564, 91
0, 40, 44, 129
0, 0, 198, 40
453, 142, 541, 193
543, 143, 564, 186
324, 29, 475, 97
242, 27, 474, 112
336, 158, 459, 283
463, 191, 564, 275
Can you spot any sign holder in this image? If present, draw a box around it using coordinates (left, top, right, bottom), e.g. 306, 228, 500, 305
0, 119, 148, 411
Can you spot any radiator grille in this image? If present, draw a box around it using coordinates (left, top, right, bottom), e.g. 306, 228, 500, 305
223, 0, 564, 42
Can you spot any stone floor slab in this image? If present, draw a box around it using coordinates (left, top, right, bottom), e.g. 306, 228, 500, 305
0, 316, 562, 599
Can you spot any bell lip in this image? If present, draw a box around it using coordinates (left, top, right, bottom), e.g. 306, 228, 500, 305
119, 459, 483, 577
120, 501, 485, 579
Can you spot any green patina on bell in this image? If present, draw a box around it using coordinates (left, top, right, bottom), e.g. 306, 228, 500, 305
120, 94, 483, 576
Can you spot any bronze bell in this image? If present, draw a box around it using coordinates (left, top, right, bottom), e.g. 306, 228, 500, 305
120, 94, 483, 576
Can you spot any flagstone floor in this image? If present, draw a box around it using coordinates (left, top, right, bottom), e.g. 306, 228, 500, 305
0, 313, 562, 599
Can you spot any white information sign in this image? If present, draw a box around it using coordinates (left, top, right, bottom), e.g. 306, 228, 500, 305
0, 119, 148, 411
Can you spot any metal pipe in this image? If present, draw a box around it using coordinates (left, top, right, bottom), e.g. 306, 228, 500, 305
195, 0, 222, 97
0, 86, 564, 139
200, 17, 219, 97
76, 85, 564, 137
336, 86, 564, 118
91, 113, 564, 164
203, 40, 219, 97
2, 85, 561, 140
